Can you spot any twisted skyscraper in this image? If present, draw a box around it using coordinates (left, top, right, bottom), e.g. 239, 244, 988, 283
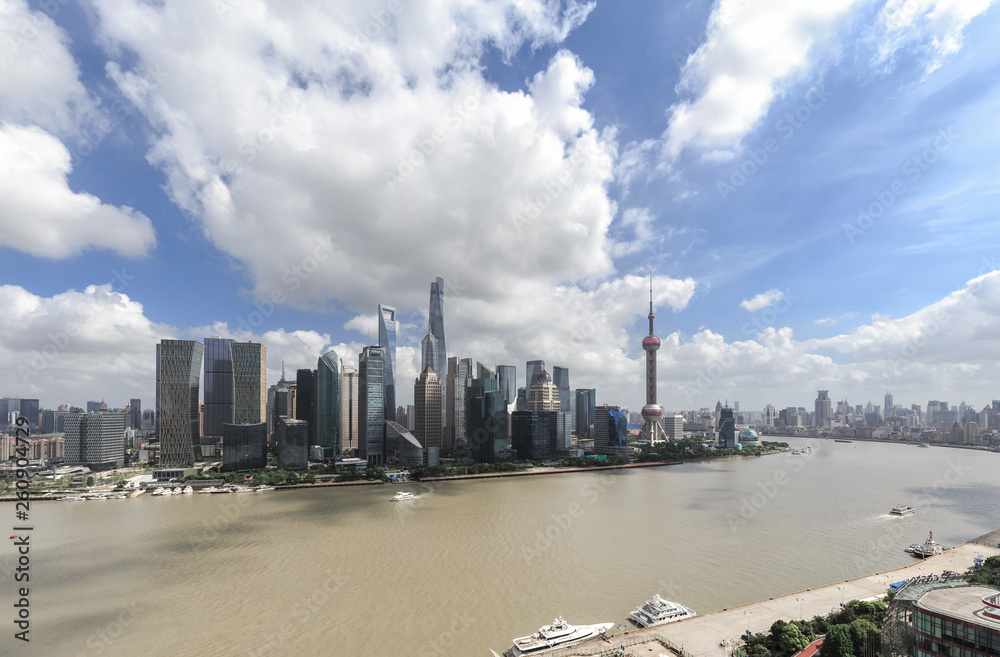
421, 277, 447, 426
640, 274, 668, 443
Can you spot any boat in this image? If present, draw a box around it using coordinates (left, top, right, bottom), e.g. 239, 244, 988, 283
503, 618, 613, 657
151, 487, 166, 496
198, 487, 220, 494
890, 505, 915, 516
628, 594, 696, 627
232, 486, 254, 493
918, 443, 930, 448
790, 449, 803, 455
182, 486, 194, 494
391, 491, 415, 501
835, 439, 853, 443
58, 495, 84, 501
910, 531, 944, 558
255, 486, 275, 492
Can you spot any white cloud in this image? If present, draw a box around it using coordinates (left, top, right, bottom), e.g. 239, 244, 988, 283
813, 317, 837, 326
869, 0, 997, 73
739, 289, 786, 312
0, 124, 156, 258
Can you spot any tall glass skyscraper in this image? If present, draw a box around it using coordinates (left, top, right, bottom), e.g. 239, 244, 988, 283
446, 356, 473, 449
526, 360, 545, 395
157, 339, 204, 466
359, 346, 385, 465
496, 365, 517, 406
317, 351, 342, 459
231, 341, 267, 424
466, 378, 508, 463
421, 277, 448, 428
378, 304, 396, 423
203, 337, 235, 452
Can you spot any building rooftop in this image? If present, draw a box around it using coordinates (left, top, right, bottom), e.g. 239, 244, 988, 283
917, 585, 1000, 627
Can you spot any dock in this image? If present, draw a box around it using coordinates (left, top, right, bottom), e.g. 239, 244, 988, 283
546, 530, 1000, 657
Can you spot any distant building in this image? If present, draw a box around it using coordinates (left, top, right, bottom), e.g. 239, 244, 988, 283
738, 427, 760, 448
525, 360, 545, 397
296, 368, 318, 448
466, 378, 508, 463
384, 420, 437, 467
232, 341, 267, 424
814, 390, 832, 429
157, 339, 204, 466
446, 356, 473, 449
527, 370, 560, 411
276, 417, 308, 470
316, 351, 342, 460
511, 410, 557, 461
378, 304, 397, 424
664, 414, 684, 441
64, 412, 126, 470
420, 277, 448, 425
575, 389, 596, 438
129, 399, 142, 431
340, 365, 359, 453
222, 423, 267, 471
718, 406, 737, 448
203, 337, 235, 455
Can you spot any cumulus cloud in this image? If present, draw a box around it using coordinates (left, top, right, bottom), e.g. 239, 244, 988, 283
739, 289, 786, 312
0, 125, 156, 258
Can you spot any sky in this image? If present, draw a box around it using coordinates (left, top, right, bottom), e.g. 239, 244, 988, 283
2, 0, 1000, 415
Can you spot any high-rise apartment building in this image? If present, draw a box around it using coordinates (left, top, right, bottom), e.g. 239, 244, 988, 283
341, 365, 358, 453
378, 305, 397, 424
317, 351, 342, 459
359, 346, 386, 465
413, 367, 443, 450
157, 339, 204, 466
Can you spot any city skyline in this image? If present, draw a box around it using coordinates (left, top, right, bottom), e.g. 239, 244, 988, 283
4, 1, 1000, 414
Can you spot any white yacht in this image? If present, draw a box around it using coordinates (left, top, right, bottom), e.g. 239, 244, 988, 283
255, 486, 275, 492
182, 486, 194, 494
391, 491, 415, 501
151, 487, 166, 496
628, 594, 696, 628
503, 618, 613, 657
890, 505, 915, 516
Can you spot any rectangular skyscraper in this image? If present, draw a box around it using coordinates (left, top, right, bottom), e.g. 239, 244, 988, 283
446, 356, 473, 450
157, 339, 204, 466
466, 378, 508, 463
574, 389, 596, 438
525, 360, 545, 396
359, 346, 386, 465
64, 412, 126, 470
413, 366, 443, 450
341, 365, 358, 453
296, 368, 318, 448
317, 351, 342, 459
231, 342, 267, 424
203, 337, 235, 454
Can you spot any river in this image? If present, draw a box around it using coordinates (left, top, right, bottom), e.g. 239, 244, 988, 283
11, 437, 999, 656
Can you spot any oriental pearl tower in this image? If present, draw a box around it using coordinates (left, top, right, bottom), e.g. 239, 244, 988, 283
640, 273, 669, 443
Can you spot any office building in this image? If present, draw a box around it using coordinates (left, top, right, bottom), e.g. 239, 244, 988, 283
128, 399, 142, 431
527, 369, 559, 411
157, 339, 204, 466
359, 346, 386, 465
885, 391, 894, 418
316, 351, 342, 460
296, 368, 318, 448
815, 390, 832, 429
665, 414, 684, 440
378, 304, 397, 423
574, 389, 596, 438
203, 337, 235, 456
467, 378, 508, 463
511, 410, 557, 461
525, 360, 545, 396
276, 417, 308, 470
718, 405, 737, 448
64, 411, 126, 470
883, 580, 1000, 657
341, 364, 359, 453
421, 277, 448, 427
594, 405, 631, 456
232, 342, 267, 424
222, 423, 267, 471
413, 366, 443, 450
446, 356, 473, 449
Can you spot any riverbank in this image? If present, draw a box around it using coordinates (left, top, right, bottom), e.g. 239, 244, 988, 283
418, 460, 681, 481
551, 528, 1000, 657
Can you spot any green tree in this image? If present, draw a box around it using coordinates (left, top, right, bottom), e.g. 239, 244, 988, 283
746, 644, 773, 657
849, 619, 880, 657
86, 476, 95, 487
820, 625, 854, 657
778, 624, 810, 654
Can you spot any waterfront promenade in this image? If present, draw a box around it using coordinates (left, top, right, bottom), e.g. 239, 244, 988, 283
555, 529, 1000, 657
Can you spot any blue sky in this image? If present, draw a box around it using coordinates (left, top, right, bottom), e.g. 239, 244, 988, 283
2, 0, 1000, 414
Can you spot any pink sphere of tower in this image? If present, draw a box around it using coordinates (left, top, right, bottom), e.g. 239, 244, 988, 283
642, 335, 661, 351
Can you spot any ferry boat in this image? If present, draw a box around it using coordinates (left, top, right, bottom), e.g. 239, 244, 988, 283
890, 505, 915, 516
391, 491, 415, 501
628, 594, 696, 627
910, 531, 944, 558
503, 618, 613, 657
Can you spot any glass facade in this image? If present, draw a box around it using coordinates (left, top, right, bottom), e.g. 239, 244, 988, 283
222, 422, 267, 471
511, 410, 557, 461
446, 356, 473, 449
317, 351, 342, 459
157, 339, 204, 466
414, 367, 443, 450
64, 412, 126, 469
378, 305, 396, 424
359, 346, 385, 465
203, 338, 235, 444
575, 388, 596, 438
231, 342, 266, 424
467, 378, 508, 463
913, 604, 1000, 657
276, 418, 308, 470
296, 368, 317, 447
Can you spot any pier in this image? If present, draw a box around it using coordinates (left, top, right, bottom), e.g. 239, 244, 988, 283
547, 529, 1000, 657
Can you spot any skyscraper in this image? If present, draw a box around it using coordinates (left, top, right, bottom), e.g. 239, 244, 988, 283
231, 341, 266, 424
466, 378, 508, 463
317, 351, 342, 460
413, 366, 443, 450
359, 346, 386, 465
815, 390, 832, 428
718, 405, 736, 448
593, 405, 630, 456
296, 368, 318, 448
341, 364, 358, 453
276, 417, 308, 470
129, 399, 142, 431
640, 274, 667, 443
496, 365, 517, 406
525, 360, 545, 396
378, 305, 397, 424
64, 411, 126, 470
222, 422, 267, 471
884, 391, 894, 418
574, 388, 596, 438
551, 366, 571, 449
422, 277, 448, 429
527, 369, 560, 411
446, 356, 473, 449
156, 339, 204, 466
203, 337, 235, 455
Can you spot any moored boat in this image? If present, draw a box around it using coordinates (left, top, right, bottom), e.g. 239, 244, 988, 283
628, 594, 696, 627
910, 531, 944, 558
502, 617, 613, 657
